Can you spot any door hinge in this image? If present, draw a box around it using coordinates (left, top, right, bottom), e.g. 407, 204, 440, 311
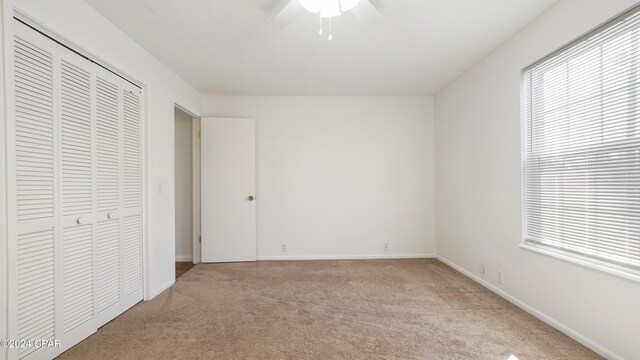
199, 236, 202, 243
198, 130, 201, 139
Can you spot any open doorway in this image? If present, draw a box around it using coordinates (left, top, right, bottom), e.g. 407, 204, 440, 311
174, 106, 201, 278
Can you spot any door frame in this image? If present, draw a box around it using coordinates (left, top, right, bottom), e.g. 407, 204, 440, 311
174, 104, 201, 264
192, 117, 201, 264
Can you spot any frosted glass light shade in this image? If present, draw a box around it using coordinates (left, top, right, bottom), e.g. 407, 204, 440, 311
339, 0, 360, 11
321, 0, 341, 17
299, 0, 361, 17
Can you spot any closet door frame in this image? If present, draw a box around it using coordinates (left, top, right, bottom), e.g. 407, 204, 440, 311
3, 5, 17, 360
0, 1, 9, 358
4, 12, 148, 360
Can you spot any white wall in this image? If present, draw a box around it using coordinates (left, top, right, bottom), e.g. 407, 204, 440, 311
174, 108, 193, 262
2, 0, 203, 300
204, 96, 436, 259
435, 1, 640, 359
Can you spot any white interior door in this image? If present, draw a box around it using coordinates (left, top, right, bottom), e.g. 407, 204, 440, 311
201, 118, 256, 263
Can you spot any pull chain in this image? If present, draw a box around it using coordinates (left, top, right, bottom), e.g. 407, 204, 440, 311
317, 16, 334, 41
328, 17, 333, 41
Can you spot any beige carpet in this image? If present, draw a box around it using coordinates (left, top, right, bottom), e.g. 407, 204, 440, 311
58, 259, 600, 359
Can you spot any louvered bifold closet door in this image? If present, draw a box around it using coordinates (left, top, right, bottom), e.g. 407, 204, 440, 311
10, 20, 144, 360
94, 65, 143, 327
12, 21, 59, 360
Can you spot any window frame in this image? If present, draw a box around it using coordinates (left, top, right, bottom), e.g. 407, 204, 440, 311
520, 4, 640, 283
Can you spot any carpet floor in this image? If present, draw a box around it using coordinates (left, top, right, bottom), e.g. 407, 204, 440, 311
58, 259, 600, 359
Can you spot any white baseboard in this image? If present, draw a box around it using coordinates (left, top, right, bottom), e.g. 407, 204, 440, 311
257, 253, 436, 261
436, 256, 624, 360
175, 255, 193, 262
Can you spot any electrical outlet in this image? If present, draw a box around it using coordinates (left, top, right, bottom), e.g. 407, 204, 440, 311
384, 243, 389, 251
280, 244, 287, 253
497, 271, 503, 285
480, 263, 486, 276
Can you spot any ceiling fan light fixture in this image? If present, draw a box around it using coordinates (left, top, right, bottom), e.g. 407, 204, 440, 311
339, 0, 361, 12
320, 0, 341, 18
299, 0, 361, 16
298, 0, 362, 39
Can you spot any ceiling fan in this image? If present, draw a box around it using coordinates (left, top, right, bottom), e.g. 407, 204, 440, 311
268, 0, 387, 38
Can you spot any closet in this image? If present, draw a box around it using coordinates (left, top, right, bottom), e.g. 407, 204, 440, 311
8, 20, 143, 360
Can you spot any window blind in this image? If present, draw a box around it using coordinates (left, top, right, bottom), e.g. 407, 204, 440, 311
523, 6, 640, 273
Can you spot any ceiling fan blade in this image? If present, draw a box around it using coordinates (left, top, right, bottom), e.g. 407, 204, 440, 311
351, 0, 387, 28
268, 0, 304, 29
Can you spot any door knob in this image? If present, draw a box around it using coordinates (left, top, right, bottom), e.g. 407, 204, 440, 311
248, 195, 255, 201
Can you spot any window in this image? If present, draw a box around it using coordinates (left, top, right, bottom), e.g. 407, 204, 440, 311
523, 6, 640, 277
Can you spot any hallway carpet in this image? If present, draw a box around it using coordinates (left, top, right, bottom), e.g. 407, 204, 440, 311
176, 261, 196, 279
58, 259, 600, 359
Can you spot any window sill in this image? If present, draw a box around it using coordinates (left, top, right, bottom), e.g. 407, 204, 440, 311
520, 242, 640, 284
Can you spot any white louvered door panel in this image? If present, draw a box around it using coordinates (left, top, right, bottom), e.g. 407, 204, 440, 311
121, 85, 143, 306
12, 22, 58, 360
94, 70, 123, 326
96, 77, 120, 214
14, 34, 55, 226
57, 46, 97, 349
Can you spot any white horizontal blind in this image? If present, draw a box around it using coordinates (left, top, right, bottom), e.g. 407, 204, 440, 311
523, 7, 640, 272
